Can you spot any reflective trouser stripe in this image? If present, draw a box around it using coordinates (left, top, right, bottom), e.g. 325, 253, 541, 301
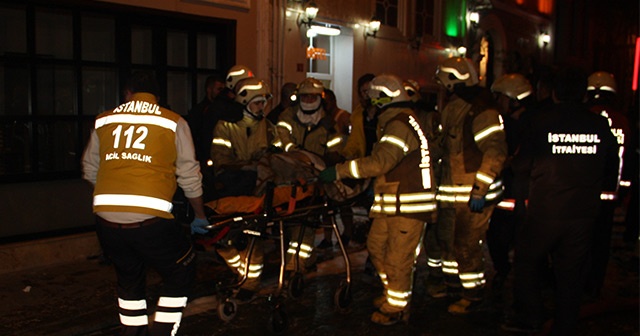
118, 298, 148, 326
459, 272, 486, 288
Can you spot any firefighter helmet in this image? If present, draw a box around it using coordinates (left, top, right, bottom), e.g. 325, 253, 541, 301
295, 78, 325, 114
587, 71, 617, 93
403, 79, 422, 103
435, 57, 479, 91
234, 77, 272, 105
226, 65, 254, 90
368, 74, 410, 108
491, 73, 533, 101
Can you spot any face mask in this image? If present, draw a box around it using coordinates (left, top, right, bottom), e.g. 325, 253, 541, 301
300, 96, 321, 114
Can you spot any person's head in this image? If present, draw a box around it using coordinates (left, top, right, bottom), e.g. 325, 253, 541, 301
226, 65, 254, 91
553, 66, 588, 103
295, 77, 325, 114
491, 73, 533, 113
587, 71, 618, 105
368, 74, 410, 109
124, 71, 160, 102
205, 74, 225, 101
323, 88, 338, 112
280, 82, 297, 107
357, 73, 375, 107
234, 77, 272, 120
435, 57, 479, 92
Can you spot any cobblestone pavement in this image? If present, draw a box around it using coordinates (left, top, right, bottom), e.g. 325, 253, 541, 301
1, 223, 638, 336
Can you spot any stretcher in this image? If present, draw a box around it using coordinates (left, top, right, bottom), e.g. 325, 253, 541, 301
196, 150, 365, 333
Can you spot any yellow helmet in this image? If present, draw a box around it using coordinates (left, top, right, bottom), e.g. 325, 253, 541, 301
435, 57, 479, 91
234, 78, 272, 105
491, 74, 533, 100
587, 71, 617, 93
297, 77, 325, 96
226, 65, 254, 90
368, 74, 410, 108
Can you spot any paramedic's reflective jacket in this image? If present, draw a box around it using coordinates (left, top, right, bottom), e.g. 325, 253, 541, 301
86, 92, 203, 219
436, 97, 507, 206
335, 106, 437, 221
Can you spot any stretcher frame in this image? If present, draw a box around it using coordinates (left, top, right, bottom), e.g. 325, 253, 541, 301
200, 180, 354, 334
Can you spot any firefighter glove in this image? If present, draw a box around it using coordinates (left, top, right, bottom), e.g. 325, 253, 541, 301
190, 217, 210, 235
468, 194, 486, 213
319, 166, 337, 183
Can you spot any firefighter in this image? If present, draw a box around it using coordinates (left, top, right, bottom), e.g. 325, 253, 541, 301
82, 71, 208, 336
487, 73, 536, 291
275, 77, 343, 274
195, 77, 278, 302
503, 67, 619, 334
434, 57, 508, 314
319, 74, 438, 325
193, 65, 255, 201
584, 71, 631, 299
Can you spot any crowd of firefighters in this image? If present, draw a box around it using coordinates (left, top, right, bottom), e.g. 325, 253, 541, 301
184, 58, 635, 334
83, 55, 636, 335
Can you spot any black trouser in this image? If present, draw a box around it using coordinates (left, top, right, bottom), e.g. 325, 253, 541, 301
513, 215, 594, 335
96, 217, 196, 336
585, 201, 616, 298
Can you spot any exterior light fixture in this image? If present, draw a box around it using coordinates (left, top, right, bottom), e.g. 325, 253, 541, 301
540, 32, 551, 45
457, 46, 467, 56
297, 1, 319, 28
364, 17, 381, 39
469, 11, 480, 24
309, 23, 341, 36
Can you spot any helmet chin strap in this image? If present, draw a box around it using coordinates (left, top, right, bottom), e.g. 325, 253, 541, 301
244, 106, 264, 121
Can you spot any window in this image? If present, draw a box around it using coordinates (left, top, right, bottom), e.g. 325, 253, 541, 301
0, 3, 235, 183
415, 0, 435, 37
307, 34, 333, 88
376, 0, 399, 28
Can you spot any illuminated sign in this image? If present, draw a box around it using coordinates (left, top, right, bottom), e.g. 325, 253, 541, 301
306, 47, 327, 60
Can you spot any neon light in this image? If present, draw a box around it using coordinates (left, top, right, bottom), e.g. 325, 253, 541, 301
633, 37, 640, 91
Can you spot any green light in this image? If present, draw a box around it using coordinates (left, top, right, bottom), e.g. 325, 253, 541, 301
444, 0, 466, 37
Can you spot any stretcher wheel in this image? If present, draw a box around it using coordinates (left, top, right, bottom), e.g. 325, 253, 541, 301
268, 305, 288, 334
217, 298, 238, 322
333, 281, 352, 313
287, 273, 305, 299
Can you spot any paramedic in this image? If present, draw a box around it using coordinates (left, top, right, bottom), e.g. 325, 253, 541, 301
82, 71, 208, 336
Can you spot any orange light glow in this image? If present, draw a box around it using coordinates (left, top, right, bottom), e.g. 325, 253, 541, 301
538, 0, 553, 14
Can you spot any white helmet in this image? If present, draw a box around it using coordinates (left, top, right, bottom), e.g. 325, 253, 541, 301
295, 78, 325, 114
587, 71, 617, 93
403, 79, 422, 103
368, 74, 410, 108
226, 65, 254, 90
491, 74, 533, 101
234, 78, 272, 105
435, 57, 479, 91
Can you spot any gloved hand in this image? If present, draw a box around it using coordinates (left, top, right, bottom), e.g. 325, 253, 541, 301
190, 217, 209, 235
319, 166, 337, 183
468, 194, 486, 213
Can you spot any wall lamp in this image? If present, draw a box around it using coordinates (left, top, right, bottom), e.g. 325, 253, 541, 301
539, 32, 551, 45
297, 1, 319, 28
469, 11, 480, 25
364, 17, 381, 39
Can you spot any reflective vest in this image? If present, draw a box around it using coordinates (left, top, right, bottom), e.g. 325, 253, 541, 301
93, 93, 179, 218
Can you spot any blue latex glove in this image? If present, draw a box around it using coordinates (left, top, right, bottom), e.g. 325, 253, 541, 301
468, 194, 486, 213
190, 217, 209, 235
319, 166, 337, 183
